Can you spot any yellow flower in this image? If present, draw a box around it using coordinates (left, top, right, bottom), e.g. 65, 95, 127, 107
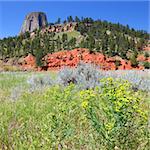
107, 77, 113, 82
105, 123, 114, 131
81, 101, 88, 109
80, 90, 85, 96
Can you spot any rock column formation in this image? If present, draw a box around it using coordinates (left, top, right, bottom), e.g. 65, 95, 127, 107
20, 12, 48, 34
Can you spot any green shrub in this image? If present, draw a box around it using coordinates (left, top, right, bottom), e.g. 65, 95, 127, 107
81, 78, 148, 149
143, 62, 150, 69
144, 52, 149, 58
0, 77, 149, 149
130, 55, 139, 67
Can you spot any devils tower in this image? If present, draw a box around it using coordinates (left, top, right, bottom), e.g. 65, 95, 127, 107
20, 12, 48, 34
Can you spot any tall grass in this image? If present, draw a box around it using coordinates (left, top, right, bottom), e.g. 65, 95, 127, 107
0, 68, 149, 149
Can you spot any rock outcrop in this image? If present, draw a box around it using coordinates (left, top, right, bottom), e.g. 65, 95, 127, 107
20, 12, 47, 34
21, 54, 36, 71
42, 48, 144, 71
41, 22, 78, 34
18, 48, 149, 71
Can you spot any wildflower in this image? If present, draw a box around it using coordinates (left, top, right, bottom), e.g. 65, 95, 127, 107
81, 101, 88, 109
107, 77, 113, 82
105, 123, 114, 131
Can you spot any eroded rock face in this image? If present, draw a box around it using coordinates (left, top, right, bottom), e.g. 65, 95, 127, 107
20, 12, 48, 34
20, 48, 147, 71
22, 54, 36, 71
41, 22, 78, 34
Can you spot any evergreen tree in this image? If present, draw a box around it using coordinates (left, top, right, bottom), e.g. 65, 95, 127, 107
62, 33, 68, 43
79, 39, 86, 48
68, 37, 76, 49
63, 20, 67, 24
56, 36, 61, 51
67, 16, 73, 22
143, 62, 150, 69
109, 39, 116, 56
75, 16, 80, 22
35, 49, 44, 67
130, 54, 139, 67
88, 36, 95, 52
144, 52, 149, 58
55, 18, 61, 24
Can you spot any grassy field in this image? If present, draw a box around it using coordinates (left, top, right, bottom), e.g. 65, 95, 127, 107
55, 30, 81, 40
0, 69, 149, 149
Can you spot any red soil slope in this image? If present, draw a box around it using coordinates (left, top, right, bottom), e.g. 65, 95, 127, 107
22, 48, 149, 71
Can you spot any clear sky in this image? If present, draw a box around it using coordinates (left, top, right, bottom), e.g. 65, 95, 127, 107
0, 0, 149, 39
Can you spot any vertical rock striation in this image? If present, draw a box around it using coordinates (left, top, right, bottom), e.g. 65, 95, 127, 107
20, 12, 48, 34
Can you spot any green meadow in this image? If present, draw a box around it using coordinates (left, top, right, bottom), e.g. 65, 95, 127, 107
0, 70, 149, 149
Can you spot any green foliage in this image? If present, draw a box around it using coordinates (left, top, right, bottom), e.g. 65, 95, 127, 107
62, 33, 68, 49
0, 16, 149, 61
67, 16, 74, 22
0, 74, 149, 149
130, 54, 139, 67
35, 49, 44, 67
75, 16, 80, 22
81, 78, 149, 149
143, 62, 150, 69
144, 52, 149, 58
68, 37, 76, 50
76, 18, 149, 58
55, 17, 61, 24
62, 33, 68, 42
115, 60, 121, 68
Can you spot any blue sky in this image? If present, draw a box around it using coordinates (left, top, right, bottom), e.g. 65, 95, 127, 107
0, 0, 149, 39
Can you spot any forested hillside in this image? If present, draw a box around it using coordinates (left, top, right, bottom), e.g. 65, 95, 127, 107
0, 16, 149, 67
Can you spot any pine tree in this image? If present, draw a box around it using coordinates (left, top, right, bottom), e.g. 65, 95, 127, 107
56, 36, 61, 51
68, 37, 76, 49
130, 54, 138, 67
143, 62, 150, 69
62, 33, 68, 43
35, 49, 44, 67
88, 36, 95, 52
67, 16, 73, 22
75, 16, 80, 22
55, 18, 61, 24
62, 33, 68, 49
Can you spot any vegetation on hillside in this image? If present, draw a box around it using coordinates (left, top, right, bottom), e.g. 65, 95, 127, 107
0, 16, 149, 66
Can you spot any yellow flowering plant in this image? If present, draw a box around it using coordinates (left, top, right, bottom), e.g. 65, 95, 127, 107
82, 78, 148, 149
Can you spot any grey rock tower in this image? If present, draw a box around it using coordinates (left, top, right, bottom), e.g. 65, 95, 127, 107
20, 12, 48, 34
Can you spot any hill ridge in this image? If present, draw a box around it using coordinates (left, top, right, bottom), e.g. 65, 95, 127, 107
0, 14, 149, 70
